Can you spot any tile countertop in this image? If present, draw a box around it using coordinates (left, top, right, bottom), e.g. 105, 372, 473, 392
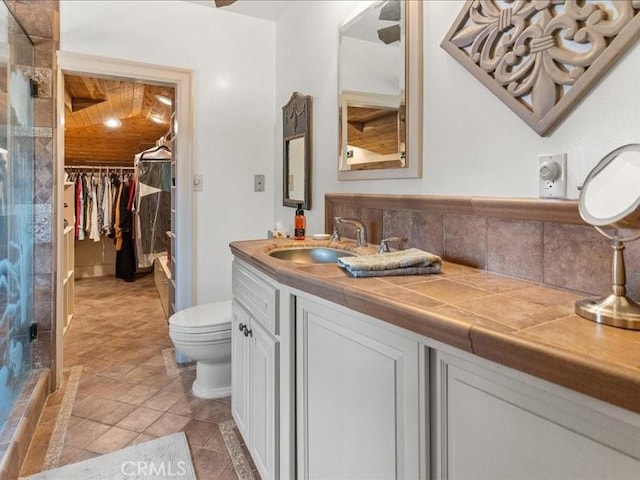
229, 238, 640, 415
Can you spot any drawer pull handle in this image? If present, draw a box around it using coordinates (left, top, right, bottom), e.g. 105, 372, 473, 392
243, 326, 252, 338
238, 322, 246, 332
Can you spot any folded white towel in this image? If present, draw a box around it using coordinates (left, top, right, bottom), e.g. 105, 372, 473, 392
338, 248, 442, 277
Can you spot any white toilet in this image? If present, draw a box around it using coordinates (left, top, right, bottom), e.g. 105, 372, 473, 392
168, 301, 232, 399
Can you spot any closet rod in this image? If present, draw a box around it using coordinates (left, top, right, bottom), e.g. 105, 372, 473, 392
64, 165, 135, 170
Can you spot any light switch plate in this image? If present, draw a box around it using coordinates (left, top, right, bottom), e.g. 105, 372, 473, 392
193, 174, 203, 192
254, 174, 265, 192
538, 153, 567, 198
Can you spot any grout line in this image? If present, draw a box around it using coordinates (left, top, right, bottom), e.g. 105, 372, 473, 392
42, 365, 83, 470
219, 419, 255, 480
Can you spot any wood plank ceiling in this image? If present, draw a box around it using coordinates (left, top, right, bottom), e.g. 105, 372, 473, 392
64, 74, 175, 166
347, 106, 400, 155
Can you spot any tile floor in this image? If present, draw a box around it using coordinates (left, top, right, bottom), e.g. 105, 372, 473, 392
20, 273, 258, 479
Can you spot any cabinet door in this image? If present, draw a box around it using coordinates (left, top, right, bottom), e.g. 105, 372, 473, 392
250, 319, 279, 480
432, 350, 640, 479
231, 301, 251, 440
296, 297, 420, 480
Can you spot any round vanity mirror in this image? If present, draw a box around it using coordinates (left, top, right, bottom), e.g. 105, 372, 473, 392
576, 144, 640, 329
580, 144, 640, 228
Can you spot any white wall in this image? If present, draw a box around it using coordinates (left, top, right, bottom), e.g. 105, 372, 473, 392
60, 0, 276, 303
274, 1, 640, 235
341, 36, 403, 95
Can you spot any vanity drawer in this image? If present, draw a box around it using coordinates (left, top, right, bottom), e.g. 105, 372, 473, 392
233, 261, 279, 335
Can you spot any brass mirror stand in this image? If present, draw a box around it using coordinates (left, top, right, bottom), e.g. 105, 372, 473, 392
575, 230, 640, 329
575, 143, 640, 330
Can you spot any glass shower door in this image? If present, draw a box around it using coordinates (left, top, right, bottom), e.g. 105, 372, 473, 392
0, 4, 35, 425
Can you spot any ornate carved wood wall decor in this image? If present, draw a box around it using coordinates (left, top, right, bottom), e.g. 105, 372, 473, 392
441, 1, 640, 136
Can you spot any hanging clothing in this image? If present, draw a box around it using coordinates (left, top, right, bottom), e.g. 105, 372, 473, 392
102, 174, 112, 236
76, 175, 85, 240
133, 145, 172, 269
88, 176, 100, 242
96, 173, 104, 235
114, 177, 136, 281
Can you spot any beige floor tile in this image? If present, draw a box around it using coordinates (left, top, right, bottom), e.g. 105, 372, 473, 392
122, 366, 158, 384
194, 400, 233, 424
168, 395, 209, 417
76, 374, 116, 397
71, 395, 103, 419
64, 418, 111, 449
116, 407, 164, 433
57, 443, 82, 467
87, 398, 137, 425
142, 390, 183, 412
218, 463, 240, 480
144, 413, 192, 437
183, 419, 218, 450
86, 426, 139, 454
94, 362, 137, 380
71, 449, 102, 463
201, 426, 227, 454
162, 376, 196, 395
192, 449, 232, 480
96, 382, 159, 406
140, 372, 175, 389
127, 433, 157, 447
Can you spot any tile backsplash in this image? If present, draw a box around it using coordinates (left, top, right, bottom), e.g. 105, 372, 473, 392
325, 194, 640, 298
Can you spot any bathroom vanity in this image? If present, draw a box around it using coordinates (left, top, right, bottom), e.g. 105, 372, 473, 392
230, 239, 640, 480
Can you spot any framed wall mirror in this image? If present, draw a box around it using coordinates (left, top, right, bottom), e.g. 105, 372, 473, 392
338, 0, 422, 181
283, 91, 312, 209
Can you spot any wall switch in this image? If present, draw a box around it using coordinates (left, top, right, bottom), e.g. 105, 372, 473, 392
538, 153, 567, 198
254, 174, 265, 192
193, 174, 203, 192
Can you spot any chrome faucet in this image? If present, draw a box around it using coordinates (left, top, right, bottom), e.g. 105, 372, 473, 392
333, 217, 368, 247
378, 236, 407, 253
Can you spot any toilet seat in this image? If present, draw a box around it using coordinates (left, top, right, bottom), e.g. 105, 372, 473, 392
169, 329, 230, 344
169, 301, 232, 334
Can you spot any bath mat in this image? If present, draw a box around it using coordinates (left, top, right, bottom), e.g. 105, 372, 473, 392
25, 432, 196, 480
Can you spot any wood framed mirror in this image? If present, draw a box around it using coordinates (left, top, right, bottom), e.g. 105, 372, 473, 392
338, 0, 422, 180
283, 92, 312, 209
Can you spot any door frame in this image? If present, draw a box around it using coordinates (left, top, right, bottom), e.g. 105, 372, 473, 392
54, 51, 196, 388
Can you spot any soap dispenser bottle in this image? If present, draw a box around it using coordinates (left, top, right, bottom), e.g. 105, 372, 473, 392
294, 203, 306, 240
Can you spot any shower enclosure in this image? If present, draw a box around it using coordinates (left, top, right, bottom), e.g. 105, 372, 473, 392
0, 3, 35, 426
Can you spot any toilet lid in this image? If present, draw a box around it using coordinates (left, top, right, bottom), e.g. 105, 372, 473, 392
169, 301, 232, 334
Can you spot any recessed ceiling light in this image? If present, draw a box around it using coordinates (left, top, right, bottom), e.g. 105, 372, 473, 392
104, 118, 122, 128
155, 95, 172, 106
150, 114, 166, 124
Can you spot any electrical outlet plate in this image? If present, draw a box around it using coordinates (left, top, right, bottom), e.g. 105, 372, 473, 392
254, 174, 265, 192
538, 153, 567, 199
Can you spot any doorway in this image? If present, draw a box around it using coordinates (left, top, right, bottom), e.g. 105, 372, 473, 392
54, 52, 195, 389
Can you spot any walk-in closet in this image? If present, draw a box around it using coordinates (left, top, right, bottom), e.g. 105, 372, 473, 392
61, 74, 176, 335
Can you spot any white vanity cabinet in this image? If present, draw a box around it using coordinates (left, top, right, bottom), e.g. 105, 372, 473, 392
295, 296, 424, 480
231, 254, 640, 480
431, 349, 640, 479
231, 261, 280, 480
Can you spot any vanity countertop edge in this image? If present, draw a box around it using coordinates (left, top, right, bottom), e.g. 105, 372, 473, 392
229, 238, 640, 415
